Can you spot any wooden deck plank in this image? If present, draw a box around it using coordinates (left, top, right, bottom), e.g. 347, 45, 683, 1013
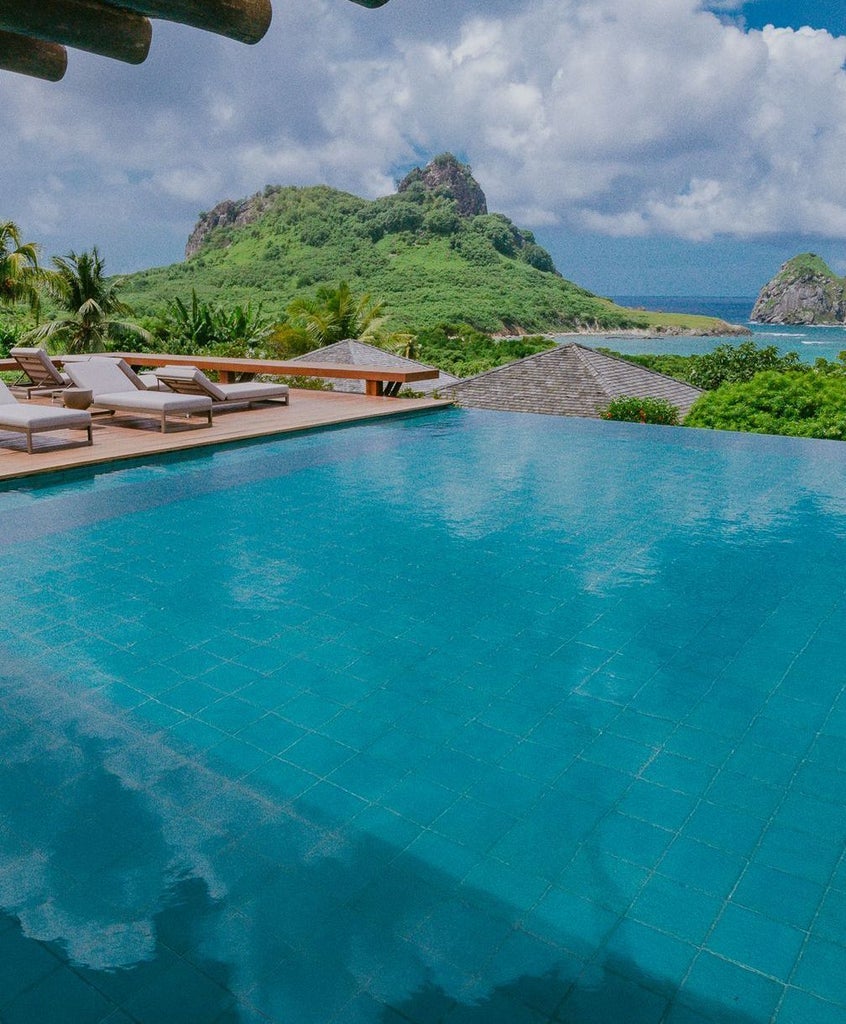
0, 389, 450, 483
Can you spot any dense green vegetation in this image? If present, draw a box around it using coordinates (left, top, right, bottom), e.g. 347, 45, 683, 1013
601, 340, 846, 440
600, 397, 681, 425
686, 371, 846, 440
599, 341, 803, 389
118, 183, 729, 336
413, 325, 554, 377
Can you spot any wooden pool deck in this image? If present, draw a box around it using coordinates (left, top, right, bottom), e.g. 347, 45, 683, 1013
0, 389, 450, 483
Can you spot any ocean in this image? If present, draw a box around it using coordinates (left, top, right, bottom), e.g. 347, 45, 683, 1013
572, 295, 846, 365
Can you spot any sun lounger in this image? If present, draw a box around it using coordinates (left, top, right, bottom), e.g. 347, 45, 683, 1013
64, 357, 213, 433
61, 354, 161, 391
9, 347, 71, 398
0, 378, 92, 452
154, 365, 289, 407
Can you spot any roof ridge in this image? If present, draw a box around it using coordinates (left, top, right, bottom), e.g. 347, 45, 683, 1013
449, 340, 567, 385
571, 344, 607, 387
580, 343, 704, 392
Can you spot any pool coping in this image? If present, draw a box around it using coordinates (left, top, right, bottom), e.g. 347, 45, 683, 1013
0, 389, 452, 484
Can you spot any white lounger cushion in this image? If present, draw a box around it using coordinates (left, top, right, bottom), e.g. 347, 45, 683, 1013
90, 391, 211, 415
65, 357, 140, 395
156, 366, 289, 404
0, 378, 92, 452
0, 404, 91, 430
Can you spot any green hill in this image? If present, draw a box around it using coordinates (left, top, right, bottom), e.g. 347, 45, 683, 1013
120, 155, 738, 336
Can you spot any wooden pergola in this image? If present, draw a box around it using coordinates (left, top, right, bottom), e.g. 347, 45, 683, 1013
0, 0, 389, 82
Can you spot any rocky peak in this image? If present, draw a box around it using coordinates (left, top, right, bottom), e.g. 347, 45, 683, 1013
751, 253, 846, 325
185, 187, 280, 259
397, 153, 488, 217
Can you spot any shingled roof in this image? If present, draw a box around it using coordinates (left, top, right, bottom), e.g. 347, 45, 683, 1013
439, 343, 703, 419
0, 0, 388, 82
285, 339, 460, 395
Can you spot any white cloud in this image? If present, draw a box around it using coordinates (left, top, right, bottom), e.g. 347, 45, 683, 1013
2, 0, 846, 272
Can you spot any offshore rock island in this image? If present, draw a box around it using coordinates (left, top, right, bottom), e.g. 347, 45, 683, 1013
752, 253, 846, 325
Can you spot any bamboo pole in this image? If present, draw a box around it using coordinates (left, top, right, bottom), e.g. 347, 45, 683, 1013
0, 0, 151, 64
0, 29, 68, 80
116, 0, 272, 45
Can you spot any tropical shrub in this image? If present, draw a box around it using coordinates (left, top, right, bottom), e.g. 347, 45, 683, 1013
285, 280, 384, 350
157, 289, 275, 355
521, 242, 556, 274
599, 342, 806, 390
601, 396, 681, 425
687, 340, 801, 389
684, 371, 846, 439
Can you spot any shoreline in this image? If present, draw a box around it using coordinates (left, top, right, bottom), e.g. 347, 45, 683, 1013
495, 321, 753, 341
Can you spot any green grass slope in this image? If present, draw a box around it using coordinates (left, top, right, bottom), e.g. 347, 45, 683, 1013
120, 184, 732, 335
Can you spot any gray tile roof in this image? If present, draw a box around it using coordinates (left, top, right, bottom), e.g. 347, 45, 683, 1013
285, 339, 459, 394
439, 343, 703, 418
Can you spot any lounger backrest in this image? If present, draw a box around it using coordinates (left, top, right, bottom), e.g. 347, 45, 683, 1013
10, 347, 66, 386
114, 359, 152, 390
155, 366, 227, 401
0, 379, 18, 405
65, 357, 137, 396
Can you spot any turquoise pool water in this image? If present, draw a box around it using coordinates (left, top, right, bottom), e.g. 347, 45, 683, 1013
1, 409, 845, 1024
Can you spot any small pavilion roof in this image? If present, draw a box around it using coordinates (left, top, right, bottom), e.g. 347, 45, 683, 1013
0, 0, 389, 82
285, 339, 459, 395
439, 342, 704, 419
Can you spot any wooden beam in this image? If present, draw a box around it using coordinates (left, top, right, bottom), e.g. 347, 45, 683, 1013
0, 29, 68, 80
115, 0, 272, 45
0, 0, 151, 64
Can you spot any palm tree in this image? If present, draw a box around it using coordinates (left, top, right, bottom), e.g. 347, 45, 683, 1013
26, 248, 149, 354
286, 281, 384, 349
0, 220, 51, 313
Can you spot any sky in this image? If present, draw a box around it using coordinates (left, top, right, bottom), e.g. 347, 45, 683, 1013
3, 0, 846, 297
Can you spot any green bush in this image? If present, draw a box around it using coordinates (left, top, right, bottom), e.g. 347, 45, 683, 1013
601, 396, 681, 425
685, 370, 846, 439
521, 242, 556, 274
687, 340, 801, 389
423, 200, 461, 236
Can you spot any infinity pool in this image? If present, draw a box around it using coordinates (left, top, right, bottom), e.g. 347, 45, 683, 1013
1, 409, 845, 1024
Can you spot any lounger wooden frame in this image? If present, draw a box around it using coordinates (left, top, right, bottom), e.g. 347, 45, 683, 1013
9, 419, 94, 453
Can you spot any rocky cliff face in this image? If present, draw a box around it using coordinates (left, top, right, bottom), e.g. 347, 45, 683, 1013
185, 187, 280, 258
397, 153, 487, 217
752, 253, 846, 324
185, 155, 488, 258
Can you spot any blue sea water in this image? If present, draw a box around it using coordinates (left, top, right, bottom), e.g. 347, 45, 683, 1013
1, 410, 846, 1023
591, 295, 846, 364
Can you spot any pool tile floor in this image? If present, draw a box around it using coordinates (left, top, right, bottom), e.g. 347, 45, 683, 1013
1, 411, 845, 1023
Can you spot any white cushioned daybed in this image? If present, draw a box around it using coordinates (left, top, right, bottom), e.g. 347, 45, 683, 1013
65, 358, 213, 433
154, 365, 289, 407
0, 378, 92, 452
